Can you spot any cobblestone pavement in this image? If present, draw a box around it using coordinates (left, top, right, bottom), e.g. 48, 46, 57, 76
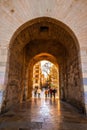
0, 97, 87, 130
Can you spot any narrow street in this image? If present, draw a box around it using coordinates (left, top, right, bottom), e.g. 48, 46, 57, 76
0, 97, 87, 130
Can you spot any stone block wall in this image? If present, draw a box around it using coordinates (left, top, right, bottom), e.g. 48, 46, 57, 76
59, 54, 85, 113
1, 45, 25, 111
81, 48, 87, 113
0, 48, 8, 112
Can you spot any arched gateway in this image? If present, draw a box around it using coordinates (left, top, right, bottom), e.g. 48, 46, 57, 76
1, 17, 86, 114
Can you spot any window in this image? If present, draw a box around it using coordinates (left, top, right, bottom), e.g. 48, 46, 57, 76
35, 80, 38, 83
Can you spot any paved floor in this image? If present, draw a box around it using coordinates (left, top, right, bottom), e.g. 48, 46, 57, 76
0, 97, 87, 130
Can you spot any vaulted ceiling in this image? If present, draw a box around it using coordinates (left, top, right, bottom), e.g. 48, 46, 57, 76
0, 0, 87, 50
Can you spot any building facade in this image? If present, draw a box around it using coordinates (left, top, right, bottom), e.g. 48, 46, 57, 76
33, 62, 42, 88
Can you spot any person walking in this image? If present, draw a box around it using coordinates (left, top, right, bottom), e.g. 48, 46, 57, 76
49, 88, 53, 98
52, 88, 57, 99
34, 87, 37, 97
45, 89, 48, 98
37, 88, 41, 98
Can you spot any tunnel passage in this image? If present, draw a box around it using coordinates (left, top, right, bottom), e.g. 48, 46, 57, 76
2, 17, 85, 113
26, 53, 59, 100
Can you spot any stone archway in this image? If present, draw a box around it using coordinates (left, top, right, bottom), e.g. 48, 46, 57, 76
1, 17, 85, 114
25, 53, 59, 100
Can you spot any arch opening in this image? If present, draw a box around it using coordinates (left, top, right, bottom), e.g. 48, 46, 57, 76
32, 60, 59, 99
1, 17, 85, 114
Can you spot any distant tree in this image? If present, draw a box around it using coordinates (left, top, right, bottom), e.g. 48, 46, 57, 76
42, 62, 52, 87
42, 62, 58, 88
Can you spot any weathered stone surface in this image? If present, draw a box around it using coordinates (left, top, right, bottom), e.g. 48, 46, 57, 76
0, 0, 87, 114
0, 98, 87, 130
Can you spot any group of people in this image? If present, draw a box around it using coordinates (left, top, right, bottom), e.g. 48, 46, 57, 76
45, 87, 57, 98
33, 86, 57, 99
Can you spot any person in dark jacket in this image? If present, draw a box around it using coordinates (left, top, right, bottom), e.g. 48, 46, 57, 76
52, 88, 57, 99
49, 88, 53, 98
